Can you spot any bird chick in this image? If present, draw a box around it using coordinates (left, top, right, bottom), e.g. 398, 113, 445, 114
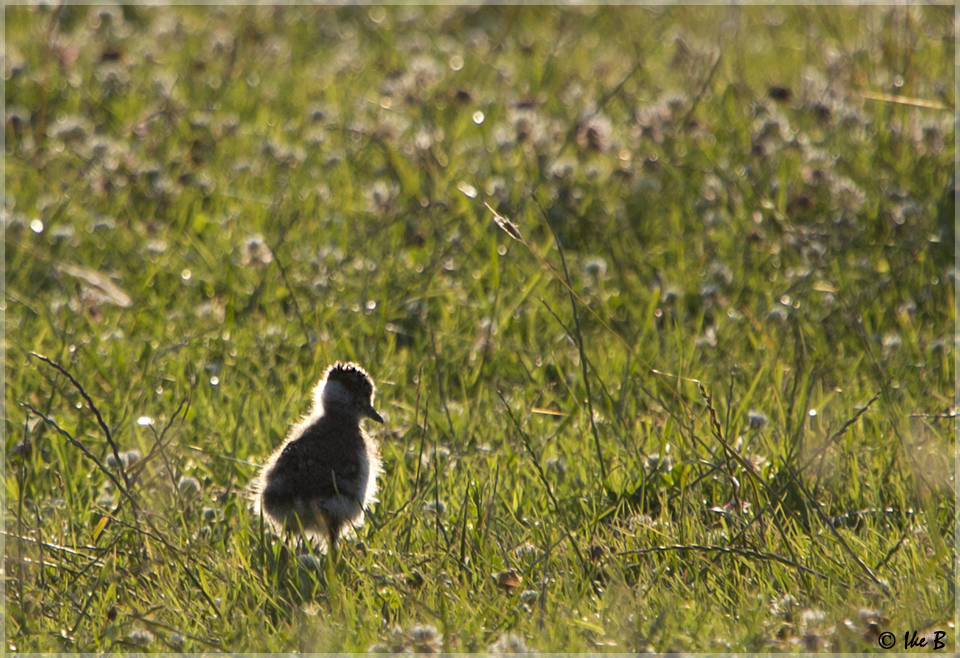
252, 362, 384, 551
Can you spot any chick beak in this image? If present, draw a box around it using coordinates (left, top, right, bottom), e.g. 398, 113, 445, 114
366, 406, 384, 424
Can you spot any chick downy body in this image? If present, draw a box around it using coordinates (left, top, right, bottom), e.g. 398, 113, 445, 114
252, 362, 384, 550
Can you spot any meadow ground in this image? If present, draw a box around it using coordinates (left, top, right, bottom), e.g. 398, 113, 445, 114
4, 5, 956, 653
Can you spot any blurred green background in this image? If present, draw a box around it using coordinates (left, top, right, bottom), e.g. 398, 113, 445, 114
5, 5, 955, 652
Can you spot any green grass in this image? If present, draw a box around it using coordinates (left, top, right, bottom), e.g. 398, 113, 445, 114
5, 5, 955, 653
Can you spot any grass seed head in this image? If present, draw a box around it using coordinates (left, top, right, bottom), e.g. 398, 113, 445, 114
485, 203, 524, 242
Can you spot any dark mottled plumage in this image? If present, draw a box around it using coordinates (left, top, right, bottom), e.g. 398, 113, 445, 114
252, 362, 384, 551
